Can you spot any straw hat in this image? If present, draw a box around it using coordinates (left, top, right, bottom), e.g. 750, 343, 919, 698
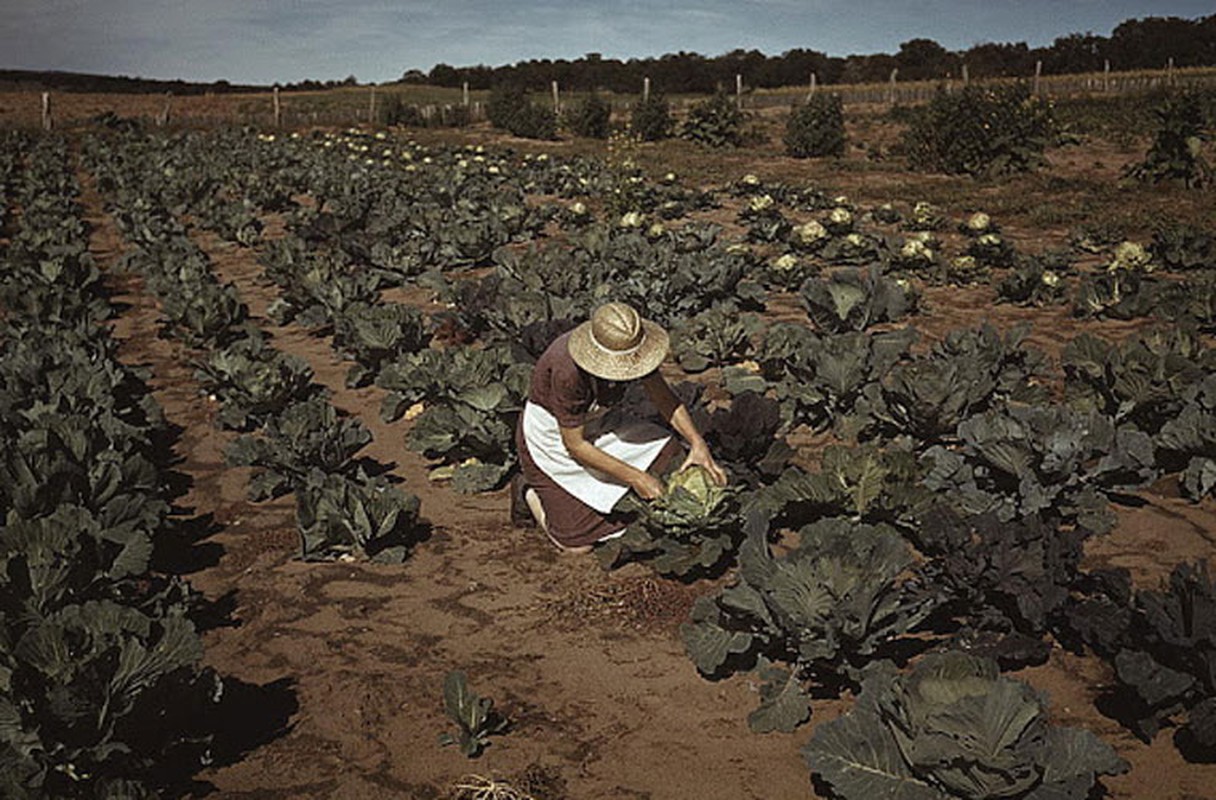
567, 302, 669, 381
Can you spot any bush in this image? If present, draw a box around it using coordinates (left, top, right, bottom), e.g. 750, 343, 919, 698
380, 98, 470, 128
487, 84, 558, 140
565, 94, 612, 139
1124, 90, 1212, 188
680, 91, 745, 148
784, 93, 845, 158
902, 82, 1054, 177
380, 95, 423, 127
631, 94, 673, 141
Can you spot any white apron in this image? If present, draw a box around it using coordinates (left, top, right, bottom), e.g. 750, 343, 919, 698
522, 400, 671, 514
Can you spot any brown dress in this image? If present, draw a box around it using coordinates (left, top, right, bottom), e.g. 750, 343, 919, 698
516, 332, 676, 548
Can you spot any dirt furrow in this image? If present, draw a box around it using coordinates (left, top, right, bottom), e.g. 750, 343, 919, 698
179, 221, 818, 798
76, 172, 1216, 798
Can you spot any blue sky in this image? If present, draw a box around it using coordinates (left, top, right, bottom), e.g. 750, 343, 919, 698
2, 1, 1211, 85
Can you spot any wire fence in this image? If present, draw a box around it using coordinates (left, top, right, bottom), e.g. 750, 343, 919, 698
4, 65, 1215, 132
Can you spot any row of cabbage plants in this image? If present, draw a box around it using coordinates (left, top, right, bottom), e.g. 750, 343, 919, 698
0, 136, 227, 797
82, 133, 425, 563
74, 126, 1216, 791
731, 174, 1216, 331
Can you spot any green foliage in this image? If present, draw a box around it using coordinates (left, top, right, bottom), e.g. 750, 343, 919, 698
294, 470, 423, 562
902, 83, 1054, 177
0, 138, 229, 798
965, 232, 1017, 268
696, 392, 794, 489
486, 84, 558, 140
389, 345, 532, 492
681, 517, 939, 729
804, 652, 1127, 800
671, 303, 761, 373
921, 404, 1157, 534
755, 324, 916, 435
1071, 270, 1177, 321
630, 94, 673, 141
903, 201, 948, 232
738, 194, 791, 243
225, 397, 372, 501
195, 335, 320, 430
802, 266, 917, 333
598, 466, 744, 577
1063, 561, 1216, 754
1158, 375, 1216, 499
332, 301, 430, 388
438, 670, 508, 758
862, 324, 1048, 445
749, 445, 931, 531
995, 253, 1070, 307
1151, 223, 1216, 270
565, 94, 612, 139
1062, 328, 1216, 434
380, 97, 471, 128
680, 91, 746, 148
784, 94, 846, 158
1124, 90, 1212, 188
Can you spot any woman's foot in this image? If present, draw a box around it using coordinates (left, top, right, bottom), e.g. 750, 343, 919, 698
509, 474, 536, 528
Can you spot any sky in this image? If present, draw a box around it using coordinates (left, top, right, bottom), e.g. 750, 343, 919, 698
2, 1, 1212, 85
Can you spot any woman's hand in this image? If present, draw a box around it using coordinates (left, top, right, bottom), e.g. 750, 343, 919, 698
681, 442, 728, 486
632, 470, 666, 501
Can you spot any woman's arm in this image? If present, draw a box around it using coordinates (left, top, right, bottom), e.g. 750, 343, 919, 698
559, 424, 665, 500
641, 372, 728, 485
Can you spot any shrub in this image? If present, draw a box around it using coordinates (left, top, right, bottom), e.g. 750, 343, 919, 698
902, 82, 1054, 177
631, 94, 673, 141
784, 94, 845, 158
486, 84, 557, 140
436, 104, 471, 128
1124, 90, 1212, 188
680, 91, 745, 148
380, 95, 424, 127
565, 94, 612, 139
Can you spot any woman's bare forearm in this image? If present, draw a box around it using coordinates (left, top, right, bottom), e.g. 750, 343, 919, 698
560, 425, 664, 498
642, 372, 707, 448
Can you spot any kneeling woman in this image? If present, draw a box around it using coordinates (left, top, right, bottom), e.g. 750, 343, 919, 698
515, 302, 727, 553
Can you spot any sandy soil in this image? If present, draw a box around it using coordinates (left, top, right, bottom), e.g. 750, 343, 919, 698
72, 140, 1216, 800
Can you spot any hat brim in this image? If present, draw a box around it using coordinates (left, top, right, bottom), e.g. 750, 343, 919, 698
567, 318, 669, 381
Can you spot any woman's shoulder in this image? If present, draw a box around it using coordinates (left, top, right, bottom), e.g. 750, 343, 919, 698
534, 332, 591, 402
536, 331, 578, 374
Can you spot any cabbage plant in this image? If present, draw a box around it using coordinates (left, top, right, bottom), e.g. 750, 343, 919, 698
597, 465, 743, 577
681, 517, 939, 731
804, 652, 1127, 799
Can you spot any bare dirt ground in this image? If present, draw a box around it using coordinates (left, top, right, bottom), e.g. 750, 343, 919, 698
66, 115, 1216, 799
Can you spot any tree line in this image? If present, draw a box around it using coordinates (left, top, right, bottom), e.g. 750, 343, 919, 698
405, 14, 1216, 93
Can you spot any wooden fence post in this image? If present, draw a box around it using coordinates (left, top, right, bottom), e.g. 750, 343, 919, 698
1104, 59, 1111, 92
1167, 56, 1176, 86
369, 85, 377, 123
643, 76, 650, 102
157, 92, 172, 126
273, 87, 282, 128
962, 64, 969, 85
887, 68, 898, 105
807, 72, 817, 101
735, 73, 743, 108
1034, 60, 1042, 96
41, 92, 52, 131
462, 81, 469, 107
551, 80, 559, 114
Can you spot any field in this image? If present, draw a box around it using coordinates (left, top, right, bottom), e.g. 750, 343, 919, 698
3, 86, 1216, 800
